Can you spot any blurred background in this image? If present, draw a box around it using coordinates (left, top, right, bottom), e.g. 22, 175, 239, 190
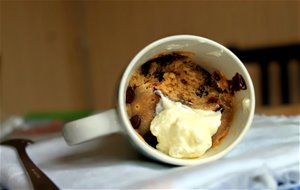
1, 0, 299, 125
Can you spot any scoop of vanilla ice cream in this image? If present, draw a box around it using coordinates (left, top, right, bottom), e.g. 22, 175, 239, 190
150, 91, 222, 159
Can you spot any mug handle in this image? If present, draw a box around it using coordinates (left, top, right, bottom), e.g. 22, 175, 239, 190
62, 109, 122, 145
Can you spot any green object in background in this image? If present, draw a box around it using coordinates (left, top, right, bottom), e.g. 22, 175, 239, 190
23, 110, 93, 122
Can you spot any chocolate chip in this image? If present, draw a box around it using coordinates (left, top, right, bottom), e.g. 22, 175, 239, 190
210, 81, 224, 93
126, 86, 135, 103
143, 131, 158, 148
141, 61, 152, 76
232, 73, 247, 92
141, 52, 186, 76
216, 86, 225, 93
155, 52, 187, 66
196, 85, 208, 97
130, 115, 141, 129
181, 79, 187, 85
155, 71, 165, 82
155, 54, 174, 66
204, 75, 212, 86
212, 71, 221, 81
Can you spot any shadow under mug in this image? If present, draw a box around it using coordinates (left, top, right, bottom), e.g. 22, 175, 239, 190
63, 35, 255, 166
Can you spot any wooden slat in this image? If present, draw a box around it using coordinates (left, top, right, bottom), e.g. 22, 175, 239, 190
1, 1, 88, 117
260, 60, 270, 105
279, 60, 290, 104
230, 45, 300, 105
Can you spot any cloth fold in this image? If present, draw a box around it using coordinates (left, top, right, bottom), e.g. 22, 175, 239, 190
1, 115, 299, 189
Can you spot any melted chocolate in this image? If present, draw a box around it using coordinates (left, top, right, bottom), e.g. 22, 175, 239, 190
154, 71, 165, 82
143, 131, 158, 148
141, 52, 187, 76
212, 71, 221, 81
126, 86, 135, 104
130, 115, 141, 129
228, 73, 247, 94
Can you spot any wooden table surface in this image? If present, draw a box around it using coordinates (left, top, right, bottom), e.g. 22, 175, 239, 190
255, 104, 300, 116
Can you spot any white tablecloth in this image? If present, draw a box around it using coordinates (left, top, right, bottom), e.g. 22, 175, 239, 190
1, 115, 299, 189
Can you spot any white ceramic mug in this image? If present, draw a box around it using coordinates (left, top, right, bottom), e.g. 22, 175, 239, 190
63, 35, 255, 166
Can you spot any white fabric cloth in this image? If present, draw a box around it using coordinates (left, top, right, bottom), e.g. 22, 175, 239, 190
0, 115, 299, 190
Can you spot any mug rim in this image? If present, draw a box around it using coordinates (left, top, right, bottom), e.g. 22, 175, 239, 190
118, 34, 255, 165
